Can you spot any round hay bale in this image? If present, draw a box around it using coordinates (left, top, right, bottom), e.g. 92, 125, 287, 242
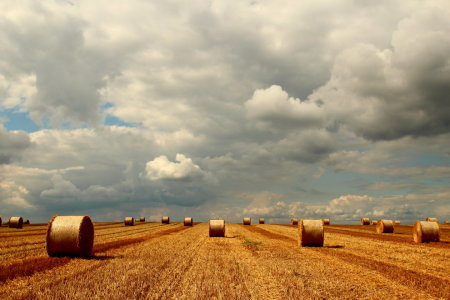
184, 217, 193, 226
259, 218, 265, 224
46, 215, 94, 257
371, 221, 377, 225
23, 219, 30, 225
394, 220, 401, 225
209, 220, 225, 237
322, 218, 330, 225
426, 217, 438, 223
139, 217, 145, 222
124, 217, 135, 226
162, 216, 170, 224
361, 218, 371, 225
243, 217, 251, 225
291, 218, 298, 225
9, 217, 23, 229
413, 220, 440, 243
376, 220, 394, 234
298, 219, 324, 247
0, 217, 2, 226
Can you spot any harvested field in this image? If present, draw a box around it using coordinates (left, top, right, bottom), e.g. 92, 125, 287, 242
0, 223, 449, 299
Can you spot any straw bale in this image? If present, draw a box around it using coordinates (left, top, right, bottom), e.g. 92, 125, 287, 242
291, 218, 298, 225
9, 217, 23, 228
124, 217, 135, 226
46, 215, 94, 257
259, 218, 265, 224
209, 219, 225, 237
139, 217, 145, 222
376, 220, 394, 234
413, 220, 440, 243
184, 217, 193, 226
361, 217, 371, 225
23, 219, 30, 225
298, 219, 324, 247
0, 217, 2, 225
426, 217, 438, 223
243, 217, 251, 225
371, 221, 377, 225
394, 220, 401, 225
322, 218, 330, 225
162, 216, 170, 224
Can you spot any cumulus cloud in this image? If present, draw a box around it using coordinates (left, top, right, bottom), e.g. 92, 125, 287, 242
0, 180, 34, 208
245, 85, 324, 130
144, 154, 210, 181
309, 1, 450, 141
0, 125, 31, 164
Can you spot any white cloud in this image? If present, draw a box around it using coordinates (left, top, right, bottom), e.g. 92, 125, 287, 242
144, 154, 209, 181
0, 180, 34, 208
245, 85, 324, 130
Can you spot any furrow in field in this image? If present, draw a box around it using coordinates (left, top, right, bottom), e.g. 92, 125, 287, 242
244, 225, 450, 299
0, 224, 189, 285
1, 224, 197, 299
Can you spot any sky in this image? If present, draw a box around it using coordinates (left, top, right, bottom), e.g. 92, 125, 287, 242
1, 0, 449, 224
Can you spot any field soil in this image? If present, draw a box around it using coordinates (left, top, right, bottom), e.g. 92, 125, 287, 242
0, 222, 449, 299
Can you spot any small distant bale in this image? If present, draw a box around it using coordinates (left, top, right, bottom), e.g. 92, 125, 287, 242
394, 220, 401, 225
376, 220, 394, 234
184, 217, 193, 226
23, 219, 30, 225
9, 217, 23, 229
322, 218, 330, 225
0, 217, 2, 225
209, 220, 225, 237
243, 217, 251, 225
444, 221, 450, 225
124, 217, 135, 226
426, 217, 438, 223
298, 219, 324, 247
162, 216, 170, 224
259, 218, 265, 224
46, 215, 94, 257
139, 217, 145, 222
371, 221, 377, 225
361, 218, 371, 225
413, 220, 440, 243
291, 219, 298, 225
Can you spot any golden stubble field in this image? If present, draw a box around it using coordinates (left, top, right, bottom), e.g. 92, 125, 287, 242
1, 222, 449, 299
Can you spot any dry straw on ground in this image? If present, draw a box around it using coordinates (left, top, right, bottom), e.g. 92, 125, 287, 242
298, 219, 324, 247
139, 217, 145, 222
124, 217, 135, 226
322, 218, 330, 225
243, 217, 251, 225
291, 219, 298, 225
209, 219, 225, 237
184, 217, 193, 226
413, 220, 440, 243
259, 218, 265, 224
162, 216, 170, 224
426, 217, 438, 223
376, 220, 395, 234
8, 217, 23, 228
46, 215, 94, 257
361, 218, 371, 225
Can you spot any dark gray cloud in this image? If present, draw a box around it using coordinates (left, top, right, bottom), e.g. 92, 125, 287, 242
0, 125, 31, 164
